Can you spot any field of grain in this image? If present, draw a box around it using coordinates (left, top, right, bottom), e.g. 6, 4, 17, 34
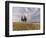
13, 22, 40, 31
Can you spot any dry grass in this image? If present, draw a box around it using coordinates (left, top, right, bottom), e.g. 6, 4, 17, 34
13, 22, 40, 31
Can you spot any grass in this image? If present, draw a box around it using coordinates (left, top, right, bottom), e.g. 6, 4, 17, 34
13, 22, 40, 31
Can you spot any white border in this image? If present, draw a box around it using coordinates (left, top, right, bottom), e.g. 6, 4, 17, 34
9, 3, 43, 35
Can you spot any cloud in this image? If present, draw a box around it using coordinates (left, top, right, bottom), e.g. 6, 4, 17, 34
12, 7, 40, 22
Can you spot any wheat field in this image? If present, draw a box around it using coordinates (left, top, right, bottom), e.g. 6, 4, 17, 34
13, 22, 40, 31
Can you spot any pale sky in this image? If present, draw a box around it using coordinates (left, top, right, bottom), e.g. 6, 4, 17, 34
12, 7, 40, 22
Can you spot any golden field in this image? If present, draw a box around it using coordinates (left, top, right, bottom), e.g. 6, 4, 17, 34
13, 22, 40, 31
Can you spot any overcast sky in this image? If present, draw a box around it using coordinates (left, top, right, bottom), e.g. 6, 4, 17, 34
12, 7, 40, 22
